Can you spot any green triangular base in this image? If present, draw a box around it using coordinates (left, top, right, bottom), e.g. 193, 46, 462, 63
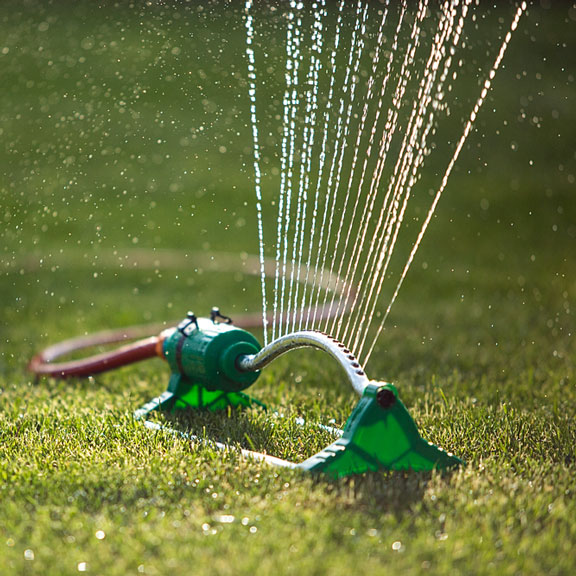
298, 383, 462, 478
134, 374, 264, 420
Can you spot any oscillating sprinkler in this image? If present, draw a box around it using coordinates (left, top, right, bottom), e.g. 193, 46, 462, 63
121, 308, 461, 478
30, 307, 462, 478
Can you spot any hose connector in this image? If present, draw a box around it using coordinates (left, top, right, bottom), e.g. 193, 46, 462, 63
162, 315, 261, 393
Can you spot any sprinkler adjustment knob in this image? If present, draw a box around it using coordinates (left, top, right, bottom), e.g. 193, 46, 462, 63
210, 307, 233, 325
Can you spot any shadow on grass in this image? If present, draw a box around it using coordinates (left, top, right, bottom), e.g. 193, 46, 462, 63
158, 407, 452, 518
320, 471, 438, 518
160, 405, 337, 462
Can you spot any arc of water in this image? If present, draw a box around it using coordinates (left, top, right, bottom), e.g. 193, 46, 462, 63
350, 0, 466, 357
335, 8, 428, 346
296, 1, 328, 333
274, 2, 303, 339
353, 0, 472, 357
333, 0, 408, 344
362, 1, 527, 366
282, 2, 305, 335
289, 3, 324, 334
325, 0, 399, 338
352, 110, 434, 357
312, 0, 369, 333
341, 0, 457, 352
305, 0, 345, 331
244, 0, 269, 344
355, 1, 466, 350
330, 0, 428, 345
247, 1, 527, 363
318, 0, 370, 329
353, 0, 475, 358
294, 1, 327, 333
308, 0, 361, 330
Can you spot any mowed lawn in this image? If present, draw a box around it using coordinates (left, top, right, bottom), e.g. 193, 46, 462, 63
1, 3, 575, 575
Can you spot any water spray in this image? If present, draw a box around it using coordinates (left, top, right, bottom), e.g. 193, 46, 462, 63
30, 307, 462, 479
27, 0, 530, 479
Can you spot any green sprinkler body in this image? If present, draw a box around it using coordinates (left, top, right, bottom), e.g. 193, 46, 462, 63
135, 311, 264, 417
164, 313, 261, 390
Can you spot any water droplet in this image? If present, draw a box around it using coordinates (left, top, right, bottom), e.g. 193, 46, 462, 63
24, 549, 35, 561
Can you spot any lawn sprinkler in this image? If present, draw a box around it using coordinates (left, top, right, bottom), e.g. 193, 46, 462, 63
29, 308, 462, 478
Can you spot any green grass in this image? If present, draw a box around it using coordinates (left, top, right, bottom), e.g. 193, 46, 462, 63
1, 2, 576, 575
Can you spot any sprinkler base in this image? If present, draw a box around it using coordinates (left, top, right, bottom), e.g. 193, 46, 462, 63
298, 383, 462, 478
134, 376, 265, 421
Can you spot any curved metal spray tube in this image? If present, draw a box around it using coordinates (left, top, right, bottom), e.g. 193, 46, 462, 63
237, 330, 370, 397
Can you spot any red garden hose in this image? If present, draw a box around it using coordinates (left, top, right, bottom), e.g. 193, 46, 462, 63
27, 248, 356, 380
28, 325, 165, 379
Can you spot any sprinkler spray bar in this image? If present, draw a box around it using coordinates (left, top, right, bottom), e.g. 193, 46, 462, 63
236, 330, 370, 397
30, 308, 462, 478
